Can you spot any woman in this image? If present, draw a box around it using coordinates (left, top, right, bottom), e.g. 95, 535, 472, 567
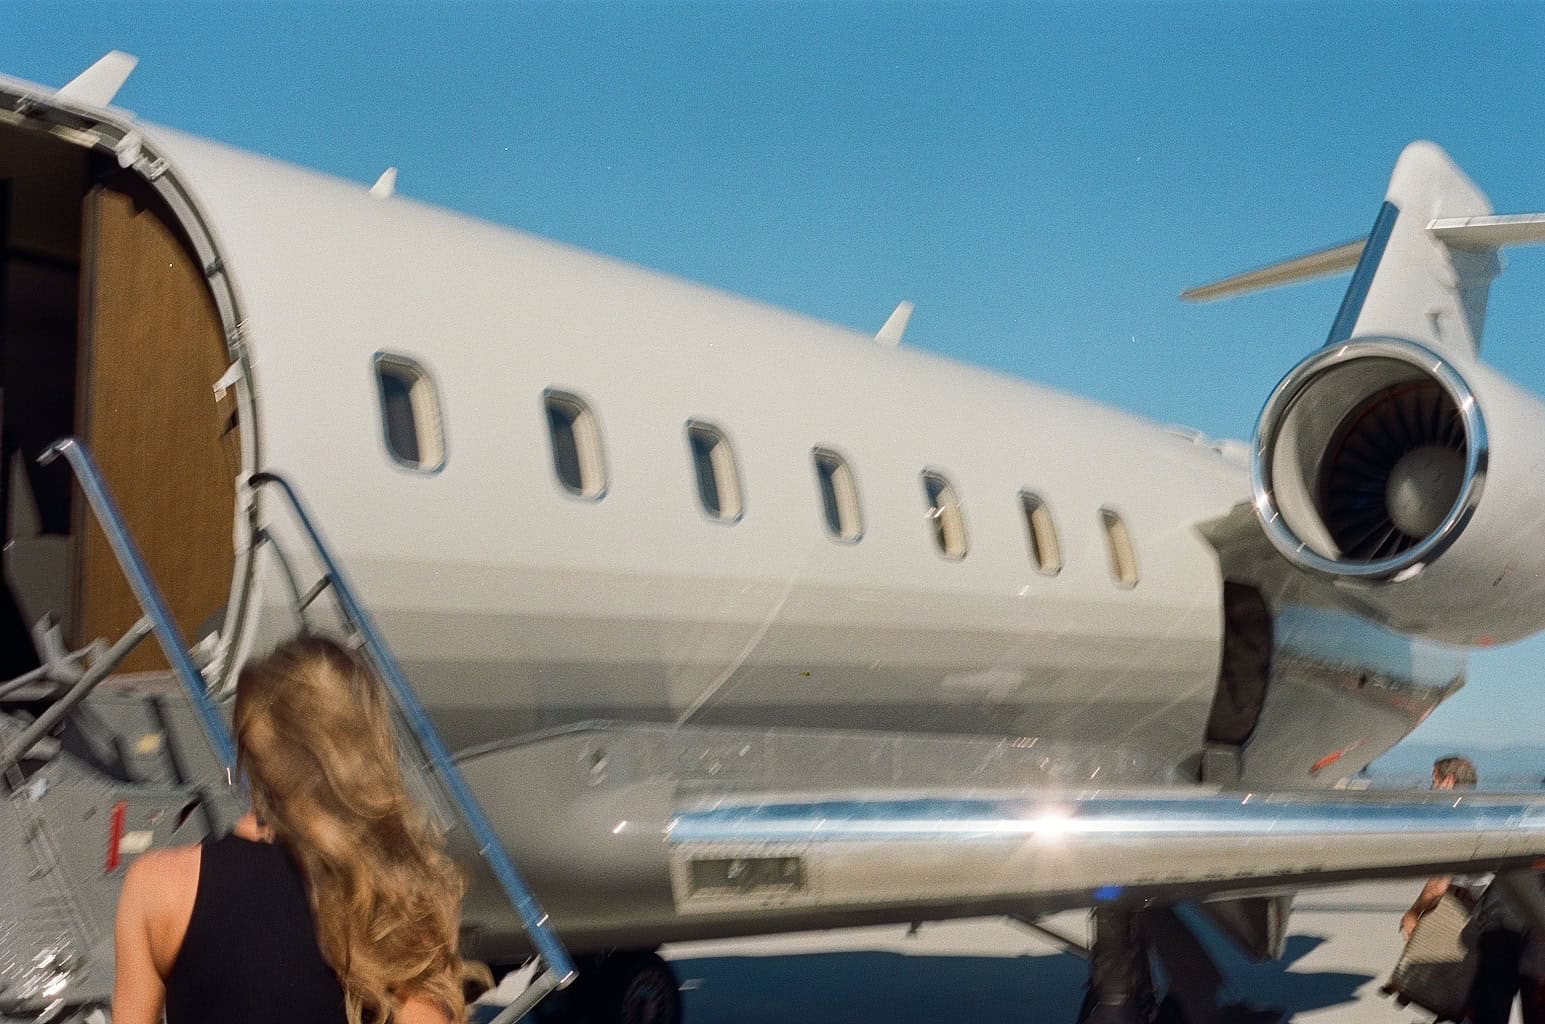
113, 635, 489, 1023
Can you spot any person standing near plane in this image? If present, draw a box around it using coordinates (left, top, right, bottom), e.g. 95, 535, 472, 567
1464, 875, 1532, 1024
112, 636, 490, 1024
1518, 913, 1545, 1024
1401, 755, 1481, 939
1400, 755, 1537, 1024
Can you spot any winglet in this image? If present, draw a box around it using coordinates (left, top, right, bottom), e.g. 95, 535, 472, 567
56, 51, 139, 108
875, 301, 914, 347
369, 167, 398, 199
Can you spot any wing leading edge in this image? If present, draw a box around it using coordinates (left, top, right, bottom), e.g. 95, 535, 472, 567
668, 789, 1545, 917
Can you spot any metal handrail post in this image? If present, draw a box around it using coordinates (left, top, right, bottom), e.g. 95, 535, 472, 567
0, 616, 152, 779
247, 471, 576, 988
485, 967, 564, 1024
39, 439, 238, 774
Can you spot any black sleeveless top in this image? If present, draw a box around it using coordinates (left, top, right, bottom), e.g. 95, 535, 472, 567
164, 833, 347, 1024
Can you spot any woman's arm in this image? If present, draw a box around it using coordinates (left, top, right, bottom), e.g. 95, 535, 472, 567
111, 858, 168, 1024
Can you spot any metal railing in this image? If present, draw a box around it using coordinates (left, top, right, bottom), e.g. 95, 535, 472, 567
247, 471, 576, 1019
0, 439, 572, 1018
0, 438, 238, 784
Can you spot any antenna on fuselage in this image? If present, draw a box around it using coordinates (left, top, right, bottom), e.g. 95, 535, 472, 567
875, 300, 914, 347
56, 51, 138, 108
369, 167, 398, 199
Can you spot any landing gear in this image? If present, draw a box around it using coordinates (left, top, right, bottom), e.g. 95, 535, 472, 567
1078, 907, 1169, 1024
1076, 908, 1191, 1024
524, 950, 682, 1024
1075, 906, 1284, 1024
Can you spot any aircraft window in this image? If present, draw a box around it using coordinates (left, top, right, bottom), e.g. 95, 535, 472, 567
812, 448, 862, 542
687, 421, 743, 522
1019, 491, 1062, 575
544, 390, 607, 499
1100, 507, 1140, 588
921, 470, 968, 560
374, 353, 445, 472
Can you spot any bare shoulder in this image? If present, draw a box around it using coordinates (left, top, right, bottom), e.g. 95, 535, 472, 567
124, 844, 200, 893
119, 842, 203, 978
120, 844, 201, 921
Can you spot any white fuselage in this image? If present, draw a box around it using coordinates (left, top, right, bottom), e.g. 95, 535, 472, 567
0, 78, 1492, 955
150, 129, 1247, 771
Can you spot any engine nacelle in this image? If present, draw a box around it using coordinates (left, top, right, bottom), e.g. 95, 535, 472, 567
1253, 336, 1545, 646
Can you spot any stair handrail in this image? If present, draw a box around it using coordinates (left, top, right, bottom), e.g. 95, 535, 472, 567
246, 470, 578, 1000
39, 438, 238, 774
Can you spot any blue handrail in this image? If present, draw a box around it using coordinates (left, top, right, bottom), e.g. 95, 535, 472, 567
39, 439, 238, 773
247, 471, 576, 989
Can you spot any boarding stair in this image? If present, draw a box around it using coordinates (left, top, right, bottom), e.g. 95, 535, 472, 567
0, 438, 575, 1023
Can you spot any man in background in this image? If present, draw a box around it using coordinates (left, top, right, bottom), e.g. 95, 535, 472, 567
1401, 755, 1536, 1024
1401, 755, 1479, 939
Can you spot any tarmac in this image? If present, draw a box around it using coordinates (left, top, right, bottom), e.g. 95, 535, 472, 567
654, 880, 1508, 1024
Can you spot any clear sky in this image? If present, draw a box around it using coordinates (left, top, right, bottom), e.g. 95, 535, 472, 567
5, 1, 1545, 748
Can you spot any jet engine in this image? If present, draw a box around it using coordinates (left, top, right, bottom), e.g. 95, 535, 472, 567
1253, 336, 1545, 646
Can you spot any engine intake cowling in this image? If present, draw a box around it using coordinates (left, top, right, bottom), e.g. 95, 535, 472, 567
1253, 336, 1545, 646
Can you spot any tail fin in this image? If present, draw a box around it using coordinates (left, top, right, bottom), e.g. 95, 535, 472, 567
1184, 141, 1545, 358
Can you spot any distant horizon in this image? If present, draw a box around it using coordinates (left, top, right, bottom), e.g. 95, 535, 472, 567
1389, 739, 1545, 754
1370, 740, 1545, 788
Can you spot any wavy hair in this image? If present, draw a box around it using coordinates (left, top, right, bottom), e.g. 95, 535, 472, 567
234, 635, 488, 1023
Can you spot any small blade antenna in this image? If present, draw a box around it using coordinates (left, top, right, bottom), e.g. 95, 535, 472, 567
875, 301, 914, 347
57, 51, 139, 107
370, 167, 398, 199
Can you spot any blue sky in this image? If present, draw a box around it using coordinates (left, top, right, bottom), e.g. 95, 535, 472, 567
5, 1, 1545, 748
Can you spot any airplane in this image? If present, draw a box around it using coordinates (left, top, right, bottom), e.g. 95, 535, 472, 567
5, 51, 1545, 1024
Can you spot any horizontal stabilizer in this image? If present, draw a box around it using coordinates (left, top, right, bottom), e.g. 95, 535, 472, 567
1429, 213, 1545, 250
1180, 239, 1364, 303
1185, 215, 1545, 306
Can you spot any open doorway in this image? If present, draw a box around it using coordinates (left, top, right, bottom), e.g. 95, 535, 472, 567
0, 123, 240, 677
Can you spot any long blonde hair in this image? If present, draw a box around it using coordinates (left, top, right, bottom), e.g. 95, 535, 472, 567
234, 635, 488, 1023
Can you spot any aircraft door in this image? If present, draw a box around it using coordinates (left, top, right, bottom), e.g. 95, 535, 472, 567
73, 183, 240, 671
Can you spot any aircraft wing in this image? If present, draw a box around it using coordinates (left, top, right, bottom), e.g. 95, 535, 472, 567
666, 788, 1545, 918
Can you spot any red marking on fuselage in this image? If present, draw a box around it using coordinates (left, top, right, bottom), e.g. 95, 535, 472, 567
106, 800, 127, 873
1310, 737, 1369, 776
1309, 750, 1344, 774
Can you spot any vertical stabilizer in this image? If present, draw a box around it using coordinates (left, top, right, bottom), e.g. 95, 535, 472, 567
1337, 141, 1498, 356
